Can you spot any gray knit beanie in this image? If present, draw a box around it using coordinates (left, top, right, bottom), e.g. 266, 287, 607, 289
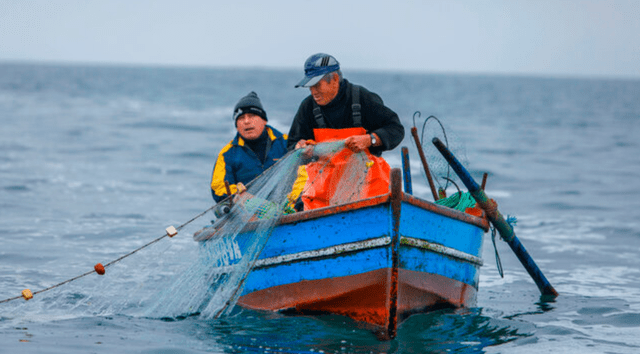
233, 91, 267, 123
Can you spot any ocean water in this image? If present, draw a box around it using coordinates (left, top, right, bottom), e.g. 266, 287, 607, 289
1, 62, 639, 353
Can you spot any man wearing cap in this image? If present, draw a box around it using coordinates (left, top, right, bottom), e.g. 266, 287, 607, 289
287, 53, 404, 155
287, 53, 405, 210
210, 91, 288, 202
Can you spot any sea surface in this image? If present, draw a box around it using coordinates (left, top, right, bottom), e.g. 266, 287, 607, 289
1, 62, 639, 353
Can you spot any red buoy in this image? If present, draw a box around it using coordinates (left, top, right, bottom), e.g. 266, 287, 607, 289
94, 263, 105, 275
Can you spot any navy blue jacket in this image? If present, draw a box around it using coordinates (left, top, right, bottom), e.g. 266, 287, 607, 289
211, 126, 288, 202
286, 79, 405, 156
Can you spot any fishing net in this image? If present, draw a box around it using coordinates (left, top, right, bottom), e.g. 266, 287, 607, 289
1, 127, 475, 323
0, 140, 377, 322
1, 112, 480, 324
145, 140, 375, 319
412, 113, 469, 200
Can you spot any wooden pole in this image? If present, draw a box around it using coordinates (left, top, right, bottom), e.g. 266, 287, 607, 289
410, 127, 439, 201
401, 147, 413, 194
432, 138, 558, 297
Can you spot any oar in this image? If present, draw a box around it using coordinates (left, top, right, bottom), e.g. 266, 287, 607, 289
411, 127, 439, 201
432, 138, 558, 297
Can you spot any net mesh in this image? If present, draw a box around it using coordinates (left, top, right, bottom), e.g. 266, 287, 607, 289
413, 114, 469, 199
0, 141, 372, 322
145, 140, 372, 319
1, 124, 474, 323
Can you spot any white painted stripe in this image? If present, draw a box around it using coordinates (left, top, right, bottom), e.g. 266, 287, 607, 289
251, 235, 483, 269
254, 236, 391, 268
400, 236, 484, 266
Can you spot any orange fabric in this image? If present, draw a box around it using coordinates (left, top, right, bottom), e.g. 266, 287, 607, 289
312, 127, 365, 143
302, 128, 391, 210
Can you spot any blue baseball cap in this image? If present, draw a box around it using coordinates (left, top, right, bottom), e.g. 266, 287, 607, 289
295, 53, 340, 88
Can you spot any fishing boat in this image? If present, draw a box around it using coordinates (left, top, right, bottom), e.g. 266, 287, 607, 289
194, 168, 489, 339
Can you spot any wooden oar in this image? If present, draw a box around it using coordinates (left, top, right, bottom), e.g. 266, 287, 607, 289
411, 127, 439, 201
432, 138, 558, 297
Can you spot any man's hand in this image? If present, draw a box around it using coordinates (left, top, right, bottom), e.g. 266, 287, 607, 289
232, 182, 252, 204
295, 139, 316, 149
345, 134, 377, 153
295, 139, 317, 160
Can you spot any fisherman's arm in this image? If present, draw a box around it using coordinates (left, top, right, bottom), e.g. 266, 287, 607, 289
211, 147, 238, 202
363, 94, 405, 153
287, 100, 316, 151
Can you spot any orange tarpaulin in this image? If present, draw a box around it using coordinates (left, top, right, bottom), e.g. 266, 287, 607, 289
302, 127, 391, 210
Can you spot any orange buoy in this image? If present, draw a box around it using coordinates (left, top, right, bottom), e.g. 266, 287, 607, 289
22, 289, 33, 300
465, 207, 484, 218
94, 263, 105, 275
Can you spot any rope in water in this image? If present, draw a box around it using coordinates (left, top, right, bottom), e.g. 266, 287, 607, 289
0, 205, 216, 304
0, 148, 309, 305
0, 142, 346, 305
1, 141, 389, 306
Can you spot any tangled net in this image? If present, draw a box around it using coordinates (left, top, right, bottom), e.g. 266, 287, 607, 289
146, 140, 374, 319
412, 112, 469, 199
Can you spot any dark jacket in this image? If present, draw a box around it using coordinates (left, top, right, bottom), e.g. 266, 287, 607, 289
211, 126, 288, 202
286, 79, 405, 156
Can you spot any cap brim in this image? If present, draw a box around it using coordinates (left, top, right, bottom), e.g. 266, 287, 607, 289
295, 74, 324, 88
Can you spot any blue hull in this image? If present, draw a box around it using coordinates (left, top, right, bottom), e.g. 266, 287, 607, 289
196, 169, 489, 339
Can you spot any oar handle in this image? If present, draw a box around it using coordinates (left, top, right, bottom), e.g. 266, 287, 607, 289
432, 138, 558, 297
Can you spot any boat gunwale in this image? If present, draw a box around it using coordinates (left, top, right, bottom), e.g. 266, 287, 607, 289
277, 192, 490, 232
194, 192, 489, 242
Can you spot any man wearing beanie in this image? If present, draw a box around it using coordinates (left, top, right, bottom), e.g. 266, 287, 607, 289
210, 91, 288, 202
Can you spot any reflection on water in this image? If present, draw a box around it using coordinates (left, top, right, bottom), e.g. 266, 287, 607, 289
183, 307, 530, 353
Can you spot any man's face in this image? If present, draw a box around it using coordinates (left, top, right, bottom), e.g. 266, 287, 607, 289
309, 73, 340, 106
236, 113, 267, 140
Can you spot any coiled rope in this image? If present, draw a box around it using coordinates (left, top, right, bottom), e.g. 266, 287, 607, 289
435, 191, 477, 212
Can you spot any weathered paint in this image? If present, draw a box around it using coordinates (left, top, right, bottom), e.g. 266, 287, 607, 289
237, 268, 477, 327
244, 245, 391, 293
254, 237, 391, 268
400, 236, 483, 267
400, 202, 486, 256
401, 146, 413, 194
387, 168, 402, 339
197, 168, 488, 338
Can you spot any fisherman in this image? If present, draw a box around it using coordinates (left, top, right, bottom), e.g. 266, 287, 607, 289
287, 53, 405, 210
210, 91, 288, 202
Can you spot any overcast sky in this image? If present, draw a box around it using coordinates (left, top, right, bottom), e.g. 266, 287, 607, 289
1, 0, 639, 79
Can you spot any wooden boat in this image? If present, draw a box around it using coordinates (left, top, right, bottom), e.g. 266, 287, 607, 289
195, 168, 489, 339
